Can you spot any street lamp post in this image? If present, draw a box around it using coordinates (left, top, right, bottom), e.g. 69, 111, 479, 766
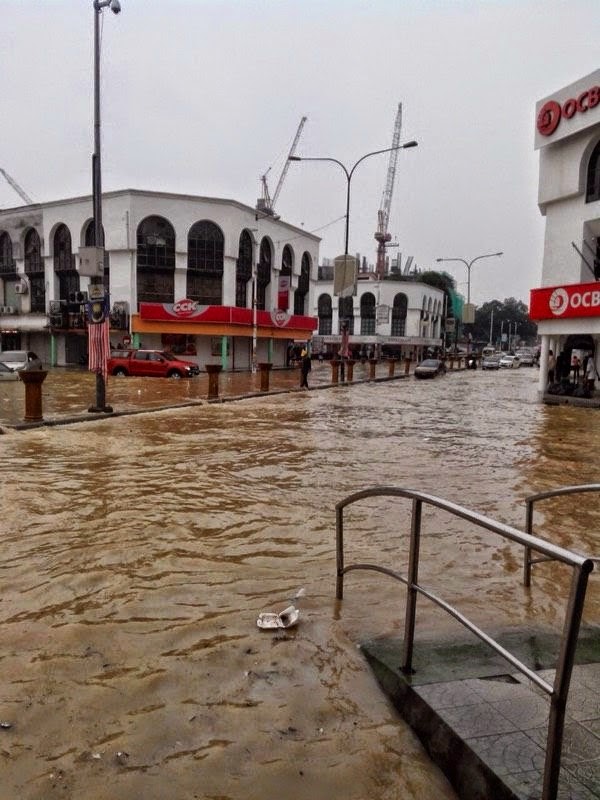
289, 140, 417, 350
89, 0, 121, 413
436, 251, 503, 353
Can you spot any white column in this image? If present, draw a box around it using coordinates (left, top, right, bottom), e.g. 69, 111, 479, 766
538, 335, 550, 397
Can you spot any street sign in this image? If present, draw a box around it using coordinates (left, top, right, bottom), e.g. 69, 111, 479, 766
462, 303, 475, 324
333, 254, 357, 297
376, 304, 390, 324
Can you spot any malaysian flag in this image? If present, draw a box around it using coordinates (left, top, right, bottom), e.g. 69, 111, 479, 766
88, 318, 110, 380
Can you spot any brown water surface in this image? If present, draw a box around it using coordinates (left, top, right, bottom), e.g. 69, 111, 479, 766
1, 367, 598, 799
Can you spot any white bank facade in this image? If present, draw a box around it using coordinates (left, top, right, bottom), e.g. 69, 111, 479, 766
531, 69, 600, 392
0, 189, 320, 370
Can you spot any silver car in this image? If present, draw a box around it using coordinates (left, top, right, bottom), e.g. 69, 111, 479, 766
0, 350, 43, 371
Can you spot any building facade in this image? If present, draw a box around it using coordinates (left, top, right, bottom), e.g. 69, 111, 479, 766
312, 268, 445, 361
0, 189, 320, 370
530, 69, 600, 392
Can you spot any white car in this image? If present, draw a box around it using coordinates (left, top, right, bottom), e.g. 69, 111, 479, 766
0, 350, 43, 371
0, 361, 19, 380
499, 354, 521, 368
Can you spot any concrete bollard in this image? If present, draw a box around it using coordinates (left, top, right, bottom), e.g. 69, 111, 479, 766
404, 357, 411, 376
258, 362, 272, 392
346, 359, 355, 383
331, 360, 340, 384
18, 369, 48, 422
205, 364, 222, 400
368, 359, 377, 381
388, 358, 397, 377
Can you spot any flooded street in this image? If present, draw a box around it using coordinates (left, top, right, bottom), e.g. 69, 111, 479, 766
1, 366, 599, 799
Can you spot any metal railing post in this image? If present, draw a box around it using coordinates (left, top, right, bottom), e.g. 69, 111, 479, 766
336, 504, 345, 599
524, 499, 534, 587
542, 563, 592, 800
402, 498, 422, 674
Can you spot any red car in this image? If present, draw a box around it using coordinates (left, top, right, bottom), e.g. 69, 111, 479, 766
107, 349, 200, 378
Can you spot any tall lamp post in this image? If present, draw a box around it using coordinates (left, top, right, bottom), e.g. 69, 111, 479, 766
289, 141, 418, 337
89, 0, 121, 413
436, 251, 503, 353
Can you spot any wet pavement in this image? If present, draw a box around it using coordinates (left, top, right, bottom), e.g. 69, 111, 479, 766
0, 365, 598, 799
364, 628, 600, 800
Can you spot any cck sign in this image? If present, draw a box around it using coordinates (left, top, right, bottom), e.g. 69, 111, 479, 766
530, 282, 600, 321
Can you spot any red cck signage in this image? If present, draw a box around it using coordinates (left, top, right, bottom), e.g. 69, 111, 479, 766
530, 282, 600, 321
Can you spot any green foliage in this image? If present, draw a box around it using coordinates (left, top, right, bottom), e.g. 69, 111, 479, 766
473, 297, 537, 345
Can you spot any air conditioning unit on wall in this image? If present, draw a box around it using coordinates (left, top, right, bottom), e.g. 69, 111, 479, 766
14, 281, 28, 294
1, 305, 17, 314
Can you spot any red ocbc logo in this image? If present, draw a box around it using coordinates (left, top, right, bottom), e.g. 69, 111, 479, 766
537, 86, 600, 136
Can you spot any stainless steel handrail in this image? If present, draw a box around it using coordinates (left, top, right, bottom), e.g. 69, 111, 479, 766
523, 484, 600, 587
335, 486, 595, 800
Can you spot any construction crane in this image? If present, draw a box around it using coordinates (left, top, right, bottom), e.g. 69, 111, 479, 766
257, 116, 307, 217
374, 104, 402, 279
0, 168, 34, 205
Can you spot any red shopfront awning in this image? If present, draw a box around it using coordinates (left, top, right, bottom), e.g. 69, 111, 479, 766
134, 301, 318, 338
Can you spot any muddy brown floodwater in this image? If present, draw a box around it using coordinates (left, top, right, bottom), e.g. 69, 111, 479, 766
1, 367, 599, 799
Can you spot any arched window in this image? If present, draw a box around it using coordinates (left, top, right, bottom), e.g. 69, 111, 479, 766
257, 238, 271, 310
24, 229, 45, 313
318, 293, 332, 335
391, 293, 408, 336
187, 220, 224, 305
586, 139, 600, 203
54, 224, 79, 300
278, 245, 293, 311
294, 252, 310, 315
360, 292, 376, 335
339, 295, 354, 334
136, 216, 175, 304
0, 231, 14, 275
236, 229, 253, 308
84, 219, 110, 290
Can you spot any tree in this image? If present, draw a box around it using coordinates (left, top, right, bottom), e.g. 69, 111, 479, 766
473, 297, 537, 347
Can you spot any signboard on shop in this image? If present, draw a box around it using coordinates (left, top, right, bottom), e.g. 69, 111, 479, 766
529, 281, 600, 320
535, 69, 600, 149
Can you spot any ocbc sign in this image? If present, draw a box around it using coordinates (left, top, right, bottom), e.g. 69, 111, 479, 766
537, 85, 600, 136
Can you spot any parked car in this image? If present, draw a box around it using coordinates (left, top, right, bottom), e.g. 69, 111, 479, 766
0, 361, 19, 380
516, 350, 535, 366
481, 354, 501, 370
107, 349, 200, 378
0, 350, 43, 371
499, 354, 521, 369
414, 358, 446, 379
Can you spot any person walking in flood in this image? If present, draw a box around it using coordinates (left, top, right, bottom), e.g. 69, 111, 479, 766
547, 349, 556, 384
300, 349, 311, 389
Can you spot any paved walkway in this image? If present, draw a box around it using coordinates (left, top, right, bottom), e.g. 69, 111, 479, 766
363, 627, 600, 800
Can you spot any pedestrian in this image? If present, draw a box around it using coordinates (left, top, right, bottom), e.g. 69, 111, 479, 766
547, 349, 556, 384
585, 355, 596, 393
571, 354, 580, 383
300, 349, 311, 389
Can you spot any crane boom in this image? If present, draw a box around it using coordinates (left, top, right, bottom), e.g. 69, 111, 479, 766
271, 116, 307, 209
375, 104, 402, 278
256, 116, 307, 217
0, 168, 34, 205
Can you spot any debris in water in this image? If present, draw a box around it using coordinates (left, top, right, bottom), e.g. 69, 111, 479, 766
257, 604, 300, 630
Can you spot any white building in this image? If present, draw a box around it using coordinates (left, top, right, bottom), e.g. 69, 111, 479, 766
0, 189, 320, 370
312, 269, 445, 360
530, 69, 600, 392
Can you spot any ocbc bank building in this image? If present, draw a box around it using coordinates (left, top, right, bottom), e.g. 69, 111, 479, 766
530, 68, 600, 395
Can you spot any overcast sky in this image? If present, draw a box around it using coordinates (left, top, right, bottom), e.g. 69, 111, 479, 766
1, 0, 598, 306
